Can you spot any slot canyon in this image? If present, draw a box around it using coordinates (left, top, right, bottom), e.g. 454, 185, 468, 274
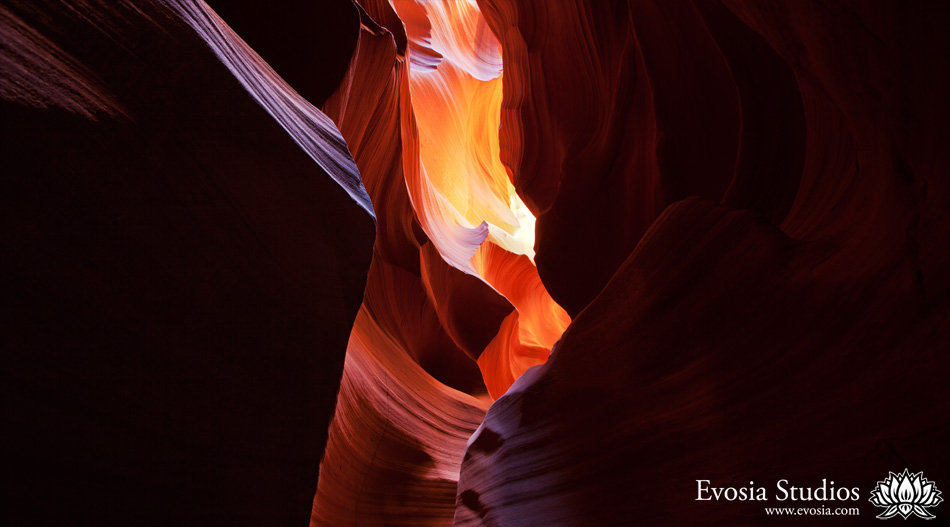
2, 1, 948, 525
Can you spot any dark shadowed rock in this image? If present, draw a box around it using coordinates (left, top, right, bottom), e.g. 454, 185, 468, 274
1, 1, 372, 524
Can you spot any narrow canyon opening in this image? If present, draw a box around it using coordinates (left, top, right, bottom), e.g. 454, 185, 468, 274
312, 1, 570, 523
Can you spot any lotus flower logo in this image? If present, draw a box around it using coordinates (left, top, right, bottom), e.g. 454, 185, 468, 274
870, 469, 943, 520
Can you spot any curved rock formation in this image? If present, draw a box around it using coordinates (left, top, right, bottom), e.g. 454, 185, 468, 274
312, 306, 490, 527
4, 0, 947, 525
313, 3, 489, 525
457, 197, 948, 525
312, 1, 568, 524
478, 0, 808, 316
457, 0, 949, 524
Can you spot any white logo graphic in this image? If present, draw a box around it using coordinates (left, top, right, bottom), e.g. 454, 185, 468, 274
869, 469, 943, 520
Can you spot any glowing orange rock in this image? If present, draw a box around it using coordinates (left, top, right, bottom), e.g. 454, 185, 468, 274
392, 0, 569, 398
312, 1, 570, 524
